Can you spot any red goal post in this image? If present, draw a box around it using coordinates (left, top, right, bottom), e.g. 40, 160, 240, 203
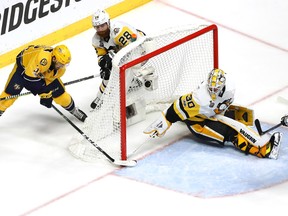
119, 24, 218, 160
69, 24, 218, 163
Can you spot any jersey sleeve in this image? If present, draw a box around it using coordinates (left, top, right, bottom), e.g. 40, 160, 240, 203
166, 93, 202, 123
112, 22, 140, 48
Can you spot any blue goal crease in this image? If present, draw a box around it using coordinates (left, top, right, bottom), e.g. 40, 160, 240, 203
115, 123, 288, 198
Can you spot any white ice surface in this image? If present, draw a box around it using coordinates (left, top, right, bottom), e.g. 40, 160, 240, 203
0, 0, 287, 215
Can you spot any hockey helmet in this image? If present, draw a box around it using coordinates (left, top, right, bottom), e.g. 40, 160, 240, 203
207, 68, 226, 100
92, 9, 110, 27
52, 45, 71, 65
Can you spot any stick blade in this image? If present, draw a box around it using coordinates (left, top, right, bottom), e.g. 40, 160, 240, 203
113, 160, 137, 167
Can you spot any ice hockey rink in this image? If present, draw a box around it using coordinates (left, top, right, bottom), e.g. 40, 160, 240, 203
0, 0, 288, 215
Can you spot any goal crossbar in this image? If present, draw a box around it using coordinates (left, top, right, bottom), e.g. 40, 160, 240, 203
119, 24, 219, 160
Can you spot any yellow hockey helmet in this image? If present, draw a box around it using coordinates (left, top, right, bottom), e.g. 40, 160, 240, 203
207, 68, 226, 100
52, 45, 71, 65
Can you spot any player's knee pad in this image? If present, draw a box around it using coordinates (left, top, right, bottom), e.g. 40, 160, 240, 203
53, 92, 73, 109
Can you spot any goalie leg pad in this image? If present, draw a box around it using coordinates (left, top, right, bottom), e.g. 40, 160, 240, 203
232, 132, 282, 159
214, 114, 271, 147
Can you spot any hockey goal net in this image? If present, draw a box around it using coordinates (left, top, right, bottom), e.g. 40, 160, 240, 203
69, 24, 218, 163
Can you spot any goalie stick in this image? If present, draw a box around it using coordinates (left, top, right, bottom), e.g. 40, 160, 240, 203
0, 74, 100, 101
254, 119, 283, 136
51, 104, 137, 167
129, 132, 157, 156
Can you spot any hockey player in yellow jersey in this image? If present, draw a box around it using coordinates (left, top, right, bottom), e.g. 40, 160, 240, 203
90, 9, 146, 109
144, 69, 288, 159
0, 44, 87, 122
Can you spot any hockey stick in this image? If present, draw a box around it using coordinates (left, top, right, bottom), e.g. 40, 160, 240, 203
51, 104, 137, 167
254, 119, 283, 135
0, 74, 100, 101
130, 133, 155, 156
62, 74, 99, 86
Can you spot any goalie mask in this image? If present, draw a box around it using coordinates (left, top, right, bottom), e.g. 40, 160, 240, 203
207, 68, 226, 100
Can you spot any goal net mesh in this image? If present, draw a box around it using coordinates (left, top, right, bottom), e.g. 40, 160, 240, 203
68, 24, 218, 163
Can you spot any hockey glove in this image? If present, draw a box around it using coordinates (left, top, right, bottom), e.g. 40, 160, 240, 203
98, 53, 112, 71
281, 114, 288, 127
40, 97, 53, 108
39, 91, 53, 108
143, 112, 171, 138
100, 68, 111, 80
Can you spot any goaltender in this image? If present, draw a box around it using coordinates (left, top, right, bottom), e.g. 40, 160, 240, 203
144, 68, 288, 159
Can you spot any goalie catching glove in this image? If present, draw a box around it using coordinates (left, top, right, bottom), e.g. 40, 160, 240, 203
143, 111, 171, 138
